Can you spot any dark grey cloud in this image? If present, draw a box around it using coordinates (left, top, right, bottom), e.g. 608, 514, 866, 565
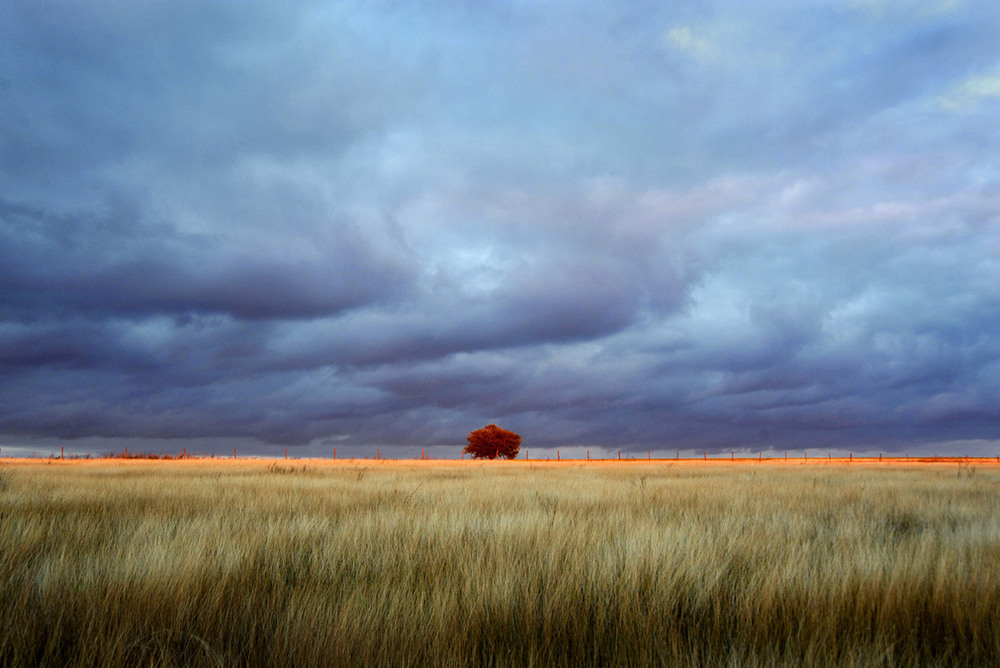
2, 0, 1000, 456
0, 198, 416, 320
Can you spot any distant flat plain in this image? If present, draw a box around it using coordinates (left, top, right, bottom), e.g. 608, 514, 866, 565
2, 457, 998, 666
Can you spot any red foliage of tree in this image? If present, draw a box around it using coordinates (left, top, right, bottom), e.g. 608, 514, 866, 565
463, 424, 521, 460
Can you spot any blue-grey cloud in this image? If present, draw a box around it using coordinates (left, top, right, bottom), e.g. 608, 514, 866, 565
2, 0, 1000, 456
0, 198, 416, 320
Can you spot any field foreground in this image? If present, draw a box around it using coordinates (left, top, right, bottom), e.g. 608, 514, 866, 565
2, 458, 998, 666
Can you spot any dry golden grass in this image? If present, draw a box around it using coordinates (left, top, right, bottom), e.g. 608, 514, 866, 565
1, 457, 998, 666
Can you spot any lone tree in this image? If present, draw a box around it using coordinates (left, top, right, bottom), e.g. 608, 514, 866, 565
463, 424, 521, 460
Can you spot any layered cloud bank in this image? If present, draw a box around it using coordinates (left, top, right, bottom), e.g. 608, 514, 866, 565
2, 1, 999, 455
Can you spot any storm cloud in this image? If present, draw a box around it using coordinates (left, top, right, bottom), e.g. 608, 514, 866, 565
2, 0, 1000, 456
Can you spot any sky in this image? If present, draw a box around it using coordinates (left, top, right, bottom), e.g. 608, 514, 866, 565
2, 0, 1000, 458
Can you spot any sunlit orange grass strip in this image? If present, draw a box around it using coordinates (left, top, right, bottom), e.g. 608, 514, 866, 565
3, 454, 999, 469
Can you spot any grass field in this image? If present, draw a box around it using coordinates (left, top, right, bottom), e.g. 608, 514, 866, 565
1, 458, 998, 666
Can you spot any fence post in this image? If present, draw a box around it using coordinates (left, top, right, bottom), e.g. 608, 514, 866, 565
334, 447, 336, 460
587, 450, 590, 461
849, 452, 852, 462
618, 450, 621, 460
557, 450, 560, 461
704, 451, 707, 461
234, 448, 237, 460
284, 448, 287, 460
759, 452, 762, 462
377, 448, 380, 460
61, 446, 64, 459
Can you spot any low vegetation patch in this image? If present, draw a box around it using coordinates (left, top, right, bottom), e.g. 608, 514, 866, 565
1, 459, 998, 666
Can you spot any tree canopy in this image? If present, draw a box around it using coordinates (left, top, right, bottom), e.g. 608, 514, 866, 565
463, 424, 521, 460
